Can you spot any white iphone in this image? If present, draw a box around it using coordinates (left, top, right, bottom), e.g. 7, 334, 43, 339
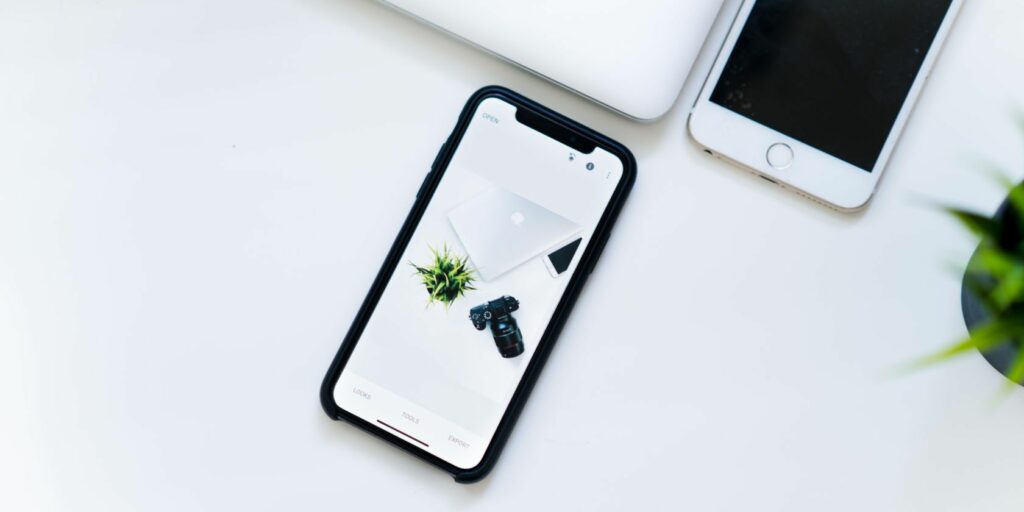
689, 0, 963, 211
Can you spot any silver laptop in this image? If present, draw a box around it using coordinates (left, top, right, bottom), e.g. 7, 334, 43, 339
448, 188, 581, 282
378, 0, 725, 121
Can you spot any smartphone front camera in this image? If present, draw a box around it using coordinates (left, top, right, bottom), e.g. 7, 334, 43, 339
586, 162, 595, 171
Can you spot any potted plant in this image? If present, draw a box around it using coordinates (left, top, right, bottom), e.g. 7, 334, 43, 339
410, 244, 476, 308
933, 180, 1024, 386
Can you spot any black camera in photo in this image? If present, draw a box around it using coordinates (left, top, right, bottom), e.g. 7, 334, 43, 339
469, 296, 524, 358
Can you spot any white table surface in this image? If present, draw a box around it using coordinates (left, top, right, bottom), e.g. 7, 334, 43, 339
2, 1, 1023, 510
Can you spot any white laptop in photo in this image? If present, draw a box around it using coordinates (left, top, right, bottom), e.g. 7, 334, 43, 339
448, 188, 581, 282
377, 0, 725, 120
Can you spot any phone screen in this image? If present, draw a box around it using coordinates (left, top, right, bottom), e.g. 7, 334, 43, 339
710, 0, 954, 171
333, 96, 625, 469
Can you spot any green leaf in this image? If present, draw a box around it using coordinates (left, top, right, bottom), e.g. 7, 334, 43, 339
1006, 350, 1024, 386
912, 320, 1017, 369
1006, 184, 1024, 227
991, 265, 1024, 309
969, 245, 1017, 279
947, 208, 1001, 239
974, 320, 1024, 351
408, 243, 477, 307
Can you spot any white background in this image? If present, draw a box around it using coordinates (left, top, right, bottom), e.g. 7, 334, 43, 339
2, 0, 1023, 510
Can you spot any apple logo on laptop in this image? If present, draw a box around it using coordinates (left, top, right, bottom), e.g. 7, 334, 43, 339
510, 211, 526, 227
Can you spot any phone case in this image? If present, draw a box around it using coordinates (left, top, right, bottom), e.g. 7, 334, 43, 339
320, 85, 637, 483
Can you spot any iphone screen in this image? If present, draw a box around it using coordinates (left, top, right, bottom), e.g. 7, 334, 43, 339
332, 96, 626, 469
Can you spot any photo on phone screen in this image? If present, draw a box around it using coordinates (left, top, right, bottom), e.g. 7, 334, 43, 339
330, 95, 628, 470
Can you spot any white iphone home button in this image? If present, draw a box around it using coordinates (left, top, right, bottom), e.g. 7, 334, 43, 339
766, 143, 794, 170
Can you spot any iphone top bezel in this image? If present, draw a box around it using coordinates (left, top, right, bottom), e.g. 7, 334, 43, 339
320, 86, 636, 483
688, 0, 963, 211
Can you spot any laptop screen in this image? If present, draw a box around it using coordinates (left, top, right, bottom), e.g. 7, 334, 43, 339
332, 96, 624, 469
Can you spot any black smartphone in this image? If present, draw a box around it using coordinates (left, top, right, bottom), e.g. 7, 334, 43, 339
321, 86, 636, 482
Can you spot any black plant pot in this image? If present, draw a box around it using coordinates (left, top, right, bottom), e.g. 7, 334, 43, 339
960, 198, 1024, 386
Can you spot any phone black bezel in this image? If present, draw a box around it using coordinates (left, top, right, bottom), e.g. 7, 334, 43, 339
320, 85, 637, 483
